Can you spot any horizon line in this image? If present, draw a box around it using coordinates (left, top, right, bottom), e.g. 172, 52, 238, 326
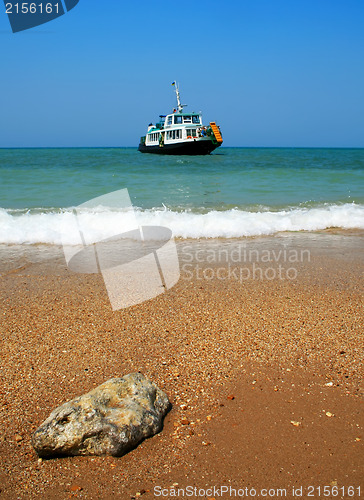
1, 146, 364, 150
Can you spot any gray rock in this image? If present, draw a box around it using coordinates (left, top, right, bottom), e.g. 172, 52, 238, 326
32, 372, 170, 458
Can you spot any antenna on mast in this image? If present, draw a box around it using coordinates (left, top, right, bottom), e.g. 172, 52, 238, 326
172, 81, 186, 112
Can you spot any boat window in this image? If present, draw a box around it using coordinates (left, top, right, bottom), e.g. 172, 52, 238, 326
174, 115, 182, 124
167, 116, 172, 125
148, 132, 160, 142
192, 115, 200, 124
183, 116, 192, 123
166, 130, 181, 140
186, 128, 197, 138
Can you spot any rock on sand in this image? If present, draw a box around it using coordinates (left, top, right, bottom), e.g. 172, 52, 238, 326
32, 372, 170, 458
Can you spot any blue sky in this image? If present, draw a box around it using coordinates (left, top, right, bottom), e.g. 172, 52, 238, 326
1, 0, 364, 147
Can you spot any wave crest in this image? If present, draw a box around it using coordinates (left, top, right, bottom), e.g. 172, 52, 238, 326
0, 203, 363, 245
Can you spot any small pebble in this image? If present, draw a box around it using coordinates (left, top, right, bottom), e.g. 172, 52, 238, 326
290, 421, 301, 427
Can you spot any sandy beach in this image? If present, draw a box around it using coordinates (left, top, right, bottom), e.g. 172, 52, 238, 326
0, 232, 363, 499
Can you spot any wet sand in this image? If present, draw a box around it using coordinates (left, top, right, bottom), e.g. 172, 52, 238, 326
0, 233, 363, 499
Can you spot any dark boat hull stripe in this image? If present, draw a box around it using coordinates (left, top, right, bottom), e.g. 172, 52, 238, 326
138, 140, 221, 155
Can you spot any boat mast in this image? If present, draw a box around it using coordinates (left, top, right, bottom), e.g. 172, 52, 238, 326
172, 81, 185, 112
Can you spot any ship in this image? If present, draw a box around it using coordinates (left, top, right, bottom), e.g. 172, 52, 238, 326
138, 82, 223, 155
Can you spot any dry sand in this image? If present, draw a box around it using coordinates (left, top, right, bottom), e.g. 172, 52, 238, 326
0, 233, 363, 499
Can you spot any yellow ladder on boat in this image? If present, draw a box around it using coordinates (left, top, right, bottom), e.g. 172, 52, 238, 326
210, 122, 223, 143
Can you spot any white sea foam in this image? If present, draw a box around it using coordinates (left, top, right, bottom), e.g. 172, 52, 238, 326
0, 203, 363, 245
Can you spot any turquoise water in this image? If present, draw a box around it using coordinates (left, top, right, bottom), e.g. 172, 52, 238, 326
0, 147, 363, 242
1, 147, 363, 210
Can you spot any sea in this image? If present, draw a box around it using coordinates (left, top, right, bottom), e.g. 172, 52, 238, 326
0, 147, 364, 245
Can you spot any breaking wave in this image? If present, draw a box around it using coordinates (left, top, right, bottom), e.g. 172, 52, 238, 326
0, 203, 363, 245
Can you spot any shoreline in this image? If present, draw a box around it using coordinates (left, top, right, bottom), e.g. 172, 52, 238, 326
0, 232, 363, 498
1, 231, 363, 288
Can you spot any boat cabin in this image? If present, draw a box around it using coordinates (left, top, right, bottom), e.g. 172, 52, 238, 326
146, 113, 202, 145
164, 113, 201, 126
